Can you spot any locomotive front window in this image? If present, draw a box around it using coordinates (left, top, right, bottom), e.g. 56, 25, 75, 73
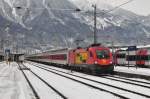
96, 50, 109, 59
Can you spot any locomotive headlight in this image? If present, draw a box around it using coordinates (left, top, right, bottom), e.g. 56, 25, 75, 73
95, 61, 98, 64
110, 61, 112, 64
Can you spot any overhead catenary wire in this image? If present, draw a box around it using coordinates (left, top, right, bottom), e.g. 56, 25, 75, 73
100, 0, 134, 15
14, 0, 135, 13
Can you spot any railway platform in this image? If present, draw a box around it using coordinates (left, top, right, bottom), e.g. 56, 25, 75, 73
114, 66, 150, 80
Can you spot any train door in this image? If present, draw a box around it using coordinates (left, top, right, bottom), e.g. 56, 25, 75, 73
116, 50, 126, 66
126, 46, 137, 66
145, 49, 150, 67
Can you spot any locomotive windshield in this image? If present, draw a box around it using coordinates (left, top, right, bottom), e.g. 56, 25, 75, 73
96, 50, 109, 59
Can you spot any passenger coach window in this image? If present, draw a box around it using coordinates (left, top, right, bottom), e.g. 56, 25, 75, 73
126, 55, 136, 61
117, 54, 125, 58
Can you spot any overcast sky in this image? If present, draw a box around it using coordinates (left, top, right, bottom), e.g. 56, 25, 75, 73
110, 0, 150, 16
1, 0, 150, 16
77, 0, 150, 16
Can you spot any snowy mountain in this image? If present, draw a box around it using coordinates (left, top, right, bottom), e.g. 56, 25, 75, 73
0, 0, 150, 52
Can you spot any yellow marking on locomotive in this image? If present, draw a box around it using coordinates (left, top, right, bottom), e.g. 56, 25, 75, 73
75, 52, 88, 64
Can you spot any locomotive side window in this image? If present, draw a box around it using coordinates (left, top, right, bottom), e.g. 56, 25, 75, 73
96, 50, 109, 59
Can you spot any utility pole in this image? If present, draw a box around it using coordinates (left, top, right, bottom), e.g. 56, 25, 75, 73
92, 4, 97, 44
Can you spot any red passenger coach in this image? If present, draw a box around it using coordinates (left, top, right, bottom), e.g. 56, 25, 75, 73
48, 54, 67, 60
28, 48, 68, 65
136, 48, 150, 67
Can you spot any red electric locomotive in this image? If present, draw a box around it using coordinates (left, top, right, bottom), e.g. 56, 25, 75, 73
68, 44, 113, 74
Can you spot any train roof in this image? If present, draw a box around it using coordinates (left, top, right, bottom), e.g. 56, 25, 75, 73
27, 44, 111, 57
137, 45, 150, 49
27, 48, 69, 56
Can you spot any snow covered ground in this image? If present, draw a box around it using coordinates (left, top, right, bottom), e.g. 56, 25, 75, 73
1, 61, 150, 99
0, 62, 34, 99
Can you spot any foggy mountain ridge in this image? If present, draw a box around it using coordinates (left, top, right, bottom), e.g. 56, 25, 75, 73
0, 0, 150, 52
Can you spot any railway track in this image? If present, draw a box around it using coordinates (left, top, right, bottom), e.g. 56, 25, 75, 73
114, 71, 150, 80
18, 63, 67, 99
115, 65, 150, 69
100, 75, 150, 89
106, 75, 150, 85
27, 62, 150, 99
17, 63, 40, 99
